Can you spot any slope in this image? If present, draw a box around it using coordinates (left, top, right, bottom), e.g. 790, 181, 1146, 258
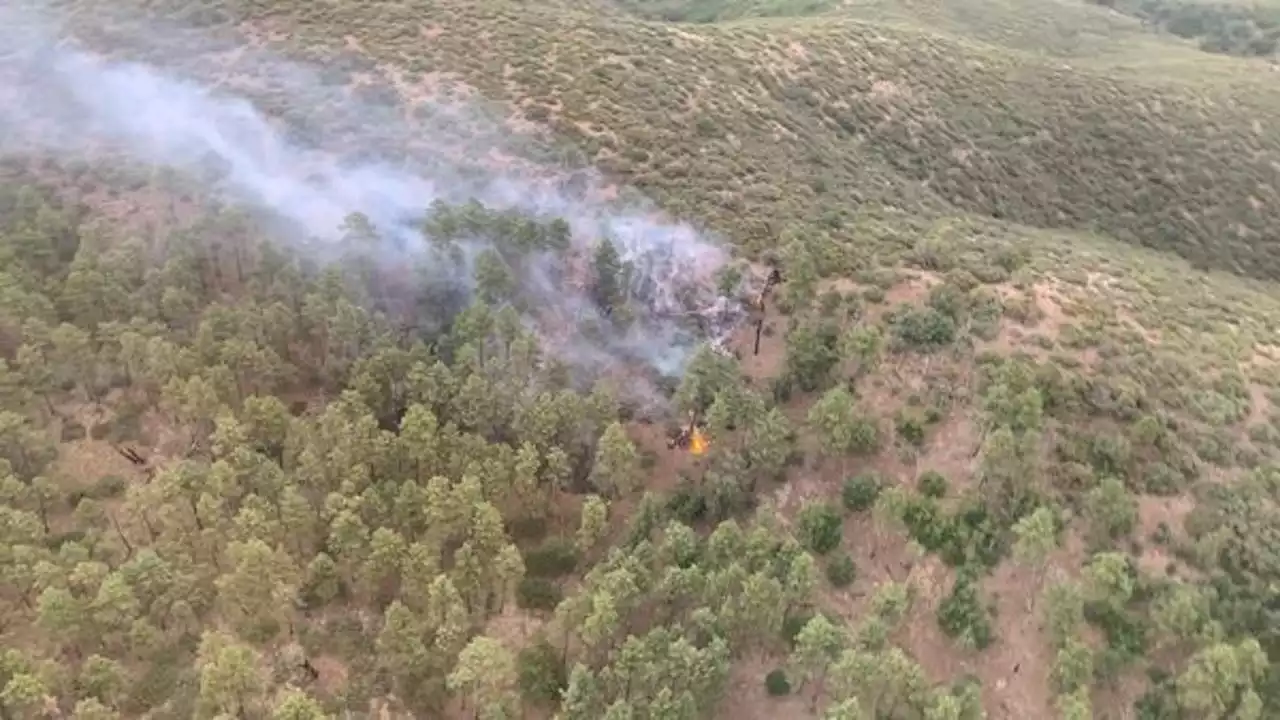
1, 1, 1280, 720
77, 0, 1280, 280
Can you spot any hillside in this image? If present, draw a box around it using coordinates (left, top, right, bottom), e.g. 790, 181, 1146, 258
1, 1, 1280, 720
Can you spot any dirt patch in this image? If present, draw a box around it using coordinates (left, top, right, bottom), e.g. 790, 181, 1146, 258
729, 312, 789, 385
915, 412, 983, 494
140, 408, 192, 459
1134, 493, 1197, 579
310, 654, 349, 696
52, 432, 147, 493
1247, 382, 1271, 426
627, 420, 702, 496
883, 271, 942, 307
894, 530, 1088, 720
484, 606, 545, 650
715, 654, 811, 720
869, 80, 907, 101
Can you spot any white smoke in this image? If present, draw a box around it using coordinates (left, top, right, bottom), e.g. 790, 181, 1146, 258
0, 3, 745, 398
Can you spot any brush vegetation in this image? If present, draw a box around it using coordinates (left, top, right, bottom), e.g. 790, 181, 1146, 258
4, 0, 1280, 719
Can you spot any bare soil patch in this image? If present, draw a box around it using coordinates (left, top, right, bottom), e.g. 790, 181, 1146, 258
1134, 493, 1197, 579
715, 654, 812, 720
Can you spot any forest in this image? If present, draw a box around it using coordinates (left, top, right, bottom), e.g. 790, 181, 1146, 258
2, 152, 1277, 719
5, 0, 1280, 718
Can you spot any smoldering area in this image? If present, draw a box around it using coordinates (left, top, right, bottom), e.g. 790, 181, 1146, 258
0, 3, 750, 411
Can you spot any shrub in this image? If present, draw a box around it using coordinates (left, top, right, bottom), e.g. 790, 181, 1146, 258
764, 669, 792, 696
842, 473, 883, 512
516, 578, 563, 611
1084, 602, 1146, 658
61, 420, 87, 442
667, 481, 709, 524
517, 638, 567, 705
895, 411, 926, 447
825, 553, 857, 588
889, 306, 957, 350
782, 613, 814, 646
917, 470, 948, 499
507, 515, 548, 542
937, 567, 994, 650
797, 501, 843, 555
523, 539, 579, 578
849, 418, 881, 455
89, 475, 129, 500
1138, 461, 1183, 496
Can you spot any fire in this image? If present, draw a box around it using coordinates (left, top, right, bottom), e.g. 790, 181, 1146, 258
689, 427, 708, 456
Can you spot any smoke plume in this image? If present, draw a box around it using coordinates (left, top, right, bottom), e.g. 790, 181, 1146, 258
0, 3, 747, 406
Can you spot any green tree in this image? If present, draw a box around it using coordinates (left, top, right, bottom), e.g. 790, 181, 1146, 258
1051, 638, 1093, 693
474, 249, 516, 305
376, 601, 430, 698
577, 495, 609, 556
592, 239, 624, 311
744, 407, 794, 483
784, 319, 839, 392
790, 614, 845, 710
591, 422, 639, 498
807, 386, 877, 459
1, 673, 48, 719
216, 539, 299, 642
1012, 505, 1057, 608
1176, 638, 1267, 719
272, 688, 333, 720
1083, 552, 1134, 611
1041, 579, 1085, 649
1055, 687, 1091, 720
1150, 582, 1220, 651
70, 698, 121, 720
1084, 476, 1136, 545
797, 501, 844, 556
195, 631, 264, 719
448, 635, 519, 720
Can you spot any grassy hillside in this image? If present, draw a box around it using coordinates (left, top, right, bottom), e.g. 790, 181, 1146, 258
2, 1, 1280, 720
87, 0, 1280, 280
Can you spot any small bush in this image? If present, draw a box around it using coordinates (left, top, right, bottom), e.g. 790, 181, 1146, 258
1084, 602, 1146, 658
842, 473, 883, 512
523, 539, 579, 578
507, 515, 548, 542
917, 470, 948, 499
825, 553, 857, 588
937, 567, 994, 650
517, 638, 567, 705
61, 420, 87, 442
764, 669, 792, 697
895, 411, 926, 447
89, 475, 129, 500
797, 501, 843, 555
667, 482, 709, 524
889, 306, 957, 350
516, 577, 563, 611
782, 613, 814, 646
44, 530, 86, 550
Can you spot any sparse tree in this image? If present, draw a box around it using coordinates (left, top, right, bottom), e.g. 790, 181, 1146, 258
591, 422, 639, 498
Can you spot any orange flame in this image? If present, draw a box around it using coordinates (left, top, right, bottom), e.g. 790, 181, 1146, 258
689, 427, 708, 456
